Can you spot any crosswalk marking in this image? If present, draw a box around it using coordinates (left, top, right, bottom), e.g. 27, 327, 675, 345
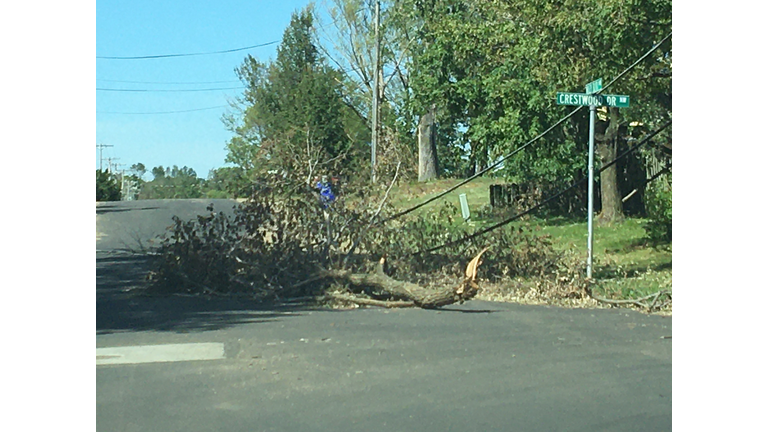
96, 343, 225, 366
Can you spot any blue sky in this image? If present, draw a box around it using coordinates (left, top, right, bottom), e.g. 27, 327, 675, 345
96, 0, 323, 179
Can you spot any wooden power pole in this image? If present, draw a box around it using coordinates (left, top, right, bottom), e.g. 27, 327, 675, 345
370, 0, 380, 184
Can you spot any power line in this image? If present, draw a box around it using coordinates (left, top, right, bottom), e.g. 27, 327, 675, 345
97, 78, 241, 85
97, 86, 244, 93
97, 61, 359, 91
97, 105, 229, 115
97, 40, 280, 60
414, 119, 672, 256
380, 31, 672, 225
594, 33, 672, 97
96, 13, 344, 61
622, 161, 671, 203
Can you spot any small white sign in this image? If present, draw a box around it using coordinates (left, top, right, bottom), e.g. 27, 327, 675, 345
459, 193, 470, 221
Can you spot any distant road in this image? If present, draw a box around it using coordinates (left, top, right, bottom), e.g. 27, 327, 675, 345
96, 199, 672, 432
96, 198, 240, 252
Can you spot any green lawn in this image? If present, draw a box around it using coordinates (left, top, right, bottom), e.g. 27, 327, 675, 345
390, 177, 498, 217
533, 217, 672, 299
389, 177, 672, 301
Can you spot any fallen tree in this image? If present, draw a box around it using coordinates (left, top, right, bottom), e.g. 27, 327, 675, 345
317, 248, 488, 309
145, 158, 588, 309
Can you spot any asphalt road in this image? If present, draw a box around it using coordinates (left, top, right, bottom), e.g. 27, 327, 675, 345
96, 198, 240, 253
96, 199, 672, 432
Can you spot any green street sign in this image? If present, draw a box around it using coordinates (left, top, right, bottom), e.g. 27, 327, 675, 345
585, 78, 602, 94
602, 94, 630, 107
556, 92, 630, 108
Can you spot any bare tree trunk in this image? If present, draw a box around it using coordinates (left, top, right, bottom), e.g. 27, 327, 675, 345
596, 107, 624, 225
325, 265, 461, 308
322, 250, 487, 309
418, 105, 439, 182
474, 143, 487, 174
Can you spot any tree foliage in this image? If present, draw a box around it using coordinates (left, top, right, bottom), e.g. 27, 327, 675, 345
643, 172, 672, 242
224, 7, 369, 185
406, 0, 671, 216
96, 169, 121, 201
202, 166, 251, 198
138, 165, 204, 199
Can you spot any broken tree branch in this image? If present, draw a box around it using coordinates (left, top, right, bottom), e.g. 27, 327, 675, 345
342, 161, 400, 268
591, 289, 672, 311
328, 248, 488, 309
328, 292, 415, 308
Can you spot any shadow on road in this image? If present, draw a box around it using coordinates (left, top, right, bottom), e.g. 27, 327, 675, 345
96, 206, 161, 214
97, 253, 309, 335
437, 307, 502, 314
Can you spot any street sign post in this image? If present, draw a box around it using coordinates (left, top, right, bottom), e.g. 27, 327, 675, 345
557, 82, 630, 279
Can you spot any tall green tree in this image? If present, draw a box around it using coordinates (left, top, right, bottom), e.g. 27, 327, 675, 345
520, 0, 671, 223
408, 0, 671, 220
225, 7, 367, 185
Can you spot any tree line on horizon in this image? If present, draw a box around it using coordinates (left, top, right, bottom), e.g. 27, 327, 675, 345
96, 163, 250, 201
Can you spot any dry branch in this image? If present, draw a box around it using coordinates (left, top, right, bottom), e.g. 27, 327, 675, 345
591, 289, 672, 312
342, 161, 400, 268
328, 292, 415, 308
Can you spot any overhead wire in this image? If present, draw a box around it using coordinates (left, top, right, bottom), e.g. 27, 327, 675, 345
97, 78, 241, 85
622, 161, 671, 203
594, 33, 672, 96
96, 13, 344, 60
97, 105, 229, 115
96, 40, 280, 60
97, 86, 244, 92
96, 17, 343, 100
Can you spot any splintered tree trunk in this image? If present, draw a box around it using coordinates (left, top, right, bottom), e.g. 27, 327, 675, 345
326, 267, 458, 308
597, 107, 624, 225
418, 106, 439, 182
323, 250, 487, 309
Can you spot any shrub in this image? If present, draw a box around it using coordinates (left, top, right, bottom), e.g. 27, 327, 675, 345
96, 170, 121, 201
643, 173, 672, 243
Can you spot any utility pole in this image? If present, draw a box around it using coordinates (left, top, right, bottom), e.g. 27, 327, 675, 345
96, 143, 113, 171
370, 0, 380, 184
106, 157, 120, 173
113, 164, 130, 201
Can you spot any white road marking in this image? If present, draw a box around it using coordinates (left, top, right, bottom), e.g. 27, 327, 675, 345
96, 343, 225, 366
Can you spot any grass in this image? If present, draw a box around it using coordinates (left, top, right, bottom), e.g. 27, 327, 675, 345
389, 177, 498, 218
534, 217, 672, 300
388, 177, 672, 303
